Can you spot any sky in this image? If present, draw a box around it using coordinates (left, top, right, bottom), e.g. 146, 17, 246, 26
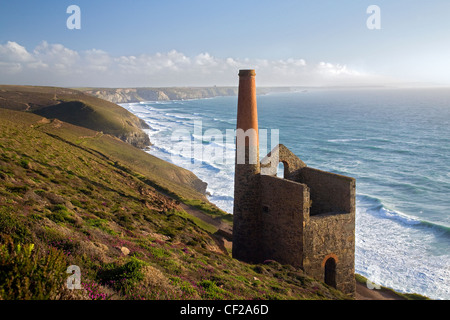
1, 0, 450, 87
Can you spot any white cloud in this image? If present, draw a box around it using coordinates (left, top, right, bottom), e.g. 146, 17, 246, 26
0, 40, 384, 87
317, 61, 360, 76
0, 61, 23, 74
33, 41, 79, 70
0, 41, 34, 62
83, 49, 111, 72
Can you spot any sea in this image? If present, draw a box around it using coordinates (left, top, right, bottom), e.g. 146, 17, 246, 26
121, 87, 450, 300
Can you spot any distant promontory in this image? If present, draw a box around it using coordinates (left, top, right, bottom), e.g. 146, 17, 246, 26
79, 87, 298, 104
0, 85, 151, 149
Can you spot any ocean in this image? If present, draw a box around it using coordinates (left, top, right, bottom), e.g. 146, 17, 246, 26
121, 87, 450, 300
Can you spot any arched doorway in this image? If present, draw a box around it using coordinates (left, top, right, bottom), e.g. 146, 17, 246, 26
324, 257, 337, 288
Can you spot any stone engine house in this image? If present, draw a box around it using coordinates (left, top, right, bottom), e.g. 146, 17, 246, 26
232, 69, 356, 296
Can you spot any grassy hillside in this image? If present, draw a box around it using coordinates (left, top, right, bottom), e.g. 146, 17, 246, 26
0, 108, 349, 300
0, 85, 150, 148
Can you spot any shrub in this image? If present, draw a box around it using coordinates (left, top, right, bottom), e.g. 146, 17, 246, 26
97, 257, 148, 293
170, 277, 197, 297
70, 199, 83, 208
19, 159, 30, 169
85, 218, 116, 235
149, 246, 170, 259
158, 226, 177, 238
47, 205, 75, 224
6, 184, 29, 195
0, 207, 31, 243
113, 212, 134, 229
0, 240, 67, 299
30, 213, 43, 221
198, 280, 226, 300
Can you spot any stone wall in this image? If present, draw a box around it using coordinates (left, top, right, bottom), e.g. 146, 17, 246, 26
302, 211, 356, 296
261, 144, 307, 177
232, 69, 356, 297
298, 167, 356, 296
297, 167, 355, 216
260, 175, 308, 267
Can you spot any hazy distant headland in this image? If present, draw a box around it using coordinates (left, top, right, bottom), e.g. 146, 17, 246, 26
78, 87, 301, 104
0, 85, 152, 149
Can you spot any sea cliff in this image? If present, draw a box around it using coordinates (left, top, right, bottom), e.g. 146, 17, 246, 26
0, 85, 151, 149
81, 86, 296, 104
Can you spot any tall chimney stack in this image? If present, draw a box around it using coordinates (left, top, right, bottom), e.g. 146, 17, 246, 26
232, 69, 262, 263
236, 69, 259, 147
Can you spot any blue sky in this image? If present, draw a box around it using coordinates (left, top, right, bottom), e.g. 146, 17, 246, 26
1, 0, 450, 87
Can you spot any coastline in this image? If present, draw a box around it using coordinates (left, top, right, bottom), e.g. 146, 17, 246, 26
117, 99, 433, 301
354, 274, 430, 300
80, 86, 298, 104
355, 281, 405, 300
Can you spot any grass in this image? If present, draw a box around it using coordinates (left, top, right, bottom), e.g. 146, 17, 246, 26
97, 257, 148, 293
173, 209, 218, 234
0, 239, 67, 300
0, 207, 32, 243
0, 85, 150, 149
85, 218, 116, 235
47, 204, 76, 224
182, 199, 233, 224
355, 274, 430, 300
198, 279, 228, 299
0, 106, 353, 301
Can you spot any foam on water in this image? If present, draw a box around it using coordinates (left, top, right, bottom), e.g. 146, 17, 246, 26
122, 89, 450, 299
356, 195, 450, 299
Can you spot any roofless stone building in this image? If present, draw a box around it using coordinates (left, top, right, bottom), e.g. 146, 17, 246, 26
232, 69, 356, 296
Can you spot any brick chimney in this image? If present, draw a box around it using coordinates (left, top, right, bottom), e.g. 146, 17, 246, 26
232, 69, 262, 263
236, 69, 259, 147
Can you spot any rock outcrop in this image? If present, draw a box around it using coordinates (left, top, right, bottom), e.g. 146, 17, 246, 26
84, 87, 239, 103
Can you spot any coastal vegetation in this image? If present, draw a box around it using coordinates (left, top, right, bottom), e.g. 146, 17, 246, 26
0, 85, 150, 148
0, 100, 349, 300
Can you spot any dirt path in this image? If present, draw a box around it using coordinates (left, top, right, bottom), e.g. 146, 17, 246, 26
355, 282, 405, 300
175, 196, 400, 300
179, 203, 233, 236
178, 202, 233, 253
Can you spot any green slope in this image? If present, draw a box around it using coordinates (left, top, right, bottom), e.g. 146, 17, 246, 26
0, 85, 150, 148
0, 108, 349, 300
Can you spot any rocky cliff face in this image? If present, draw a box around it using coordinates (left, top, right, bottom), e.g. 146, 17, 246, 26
85, 87, 239, 103
118, 129, 151, 149
84, 87, 297, 104
89, 88, 142, 104
0, 85, 151, 149
83, 88, 170, 104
